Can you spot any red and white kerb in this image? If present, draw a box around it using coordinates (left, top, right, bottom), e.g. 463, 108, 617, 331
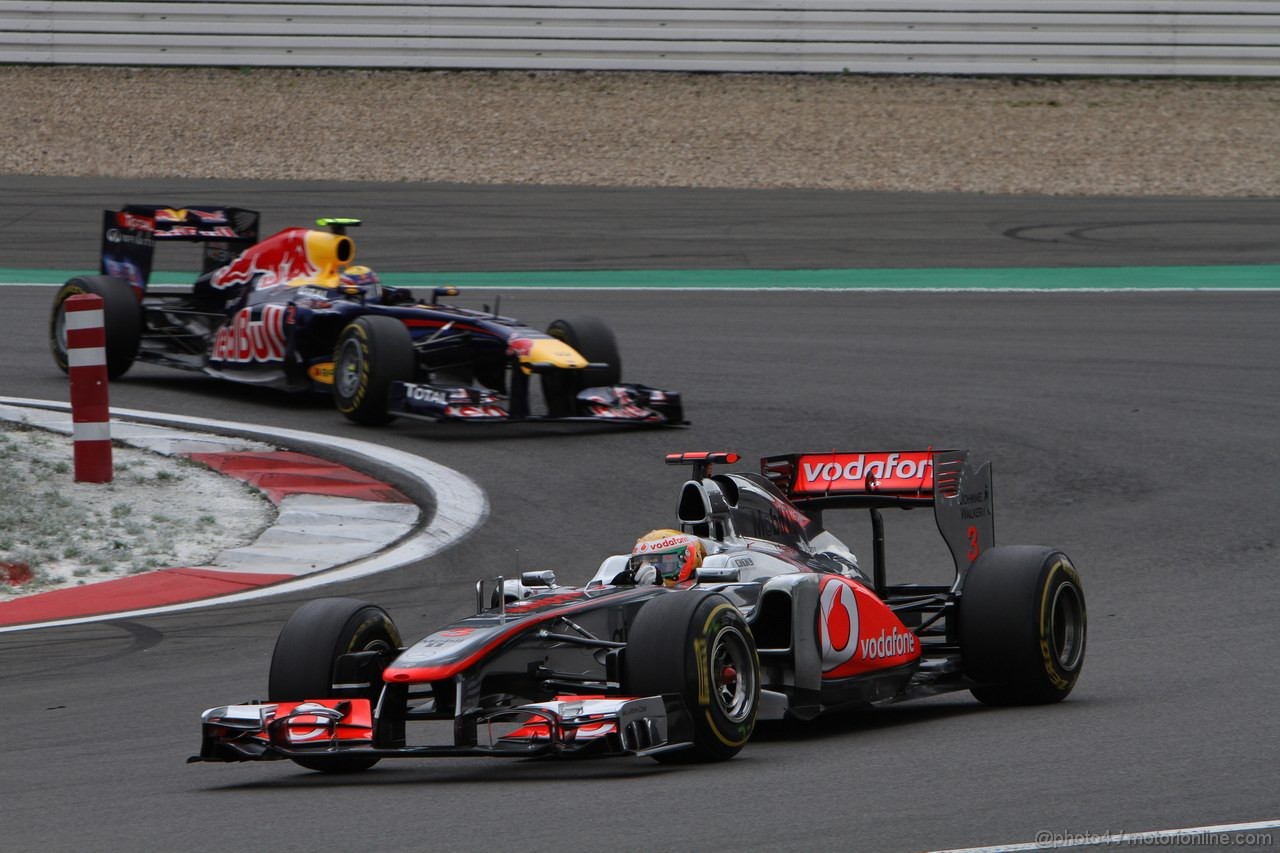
64, 294, 112, 483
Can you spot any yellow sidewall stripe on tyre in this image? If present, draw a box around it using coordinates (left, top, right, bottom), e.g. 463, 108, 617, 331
701, 602, 756, 749
1038, 559, 1079, 690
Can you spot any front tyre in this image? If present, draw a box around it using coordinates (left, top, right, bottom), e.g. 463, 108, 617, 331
542, 315, 622, 417
333, 315, 415, 426
959, 546, 1086, 706
268, 597, 402, 772
623, 591, 759, 762
50, 275, 142, 379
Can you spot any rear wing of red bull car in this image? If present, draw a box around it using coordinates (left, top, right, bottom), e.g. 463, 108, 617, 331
100, 205, 259, 291
760, 449, 994, 584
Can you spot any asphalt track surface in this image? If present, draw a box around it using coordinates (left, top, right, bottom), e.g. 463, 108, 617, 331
2, 177, 1278, 852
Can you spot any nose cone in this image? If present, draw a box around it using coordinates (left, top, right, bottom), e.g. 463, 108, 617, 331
522, 337, 588, 369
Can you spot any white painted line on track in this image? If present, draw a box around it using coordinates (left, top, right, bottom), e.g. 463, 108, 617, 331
6, 281, 1280, 293
930, 818, 1280, 852
0, 396, 489, 633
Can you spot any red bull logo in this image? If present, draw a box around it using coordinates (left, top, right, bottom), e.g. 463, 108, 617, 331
153, 208, 228, 224
210, 305, 288, 363
211, 228, 314, 292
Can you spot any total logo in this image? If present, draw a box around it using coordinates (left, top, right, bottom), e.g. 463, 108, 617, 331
210, 305, 288, 363
407, 385, 448, 405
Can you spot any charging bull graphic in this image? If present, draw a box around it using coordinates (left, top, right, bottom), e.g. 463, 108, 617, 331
210, 228, 353, 292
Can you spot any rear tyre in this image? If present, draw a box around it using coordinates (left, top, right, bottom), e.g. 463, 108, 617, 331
50, 275, 142, 379
268, 597, 402, 772
542, 316, 622, 417
623, 592, 759, 762
959, 546, 1086, 706
333, 316, 415, 426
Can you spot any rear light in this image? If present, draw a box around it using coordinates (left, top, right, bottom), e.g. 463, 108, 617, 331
665, 451, 740, 479
665, 451, 740, 466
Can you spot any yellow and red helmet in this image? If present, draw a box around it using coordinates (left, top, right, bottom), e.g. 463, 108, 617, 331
340, 264, 379, 288
629, 529, 705, 585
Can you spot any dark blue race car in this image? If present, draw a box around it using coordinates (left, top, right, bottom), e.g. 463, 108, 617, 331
49, 205, 684, 427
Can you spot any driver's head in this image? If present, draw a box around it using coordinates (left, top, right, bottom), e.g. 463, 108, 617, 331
629, 529, 704, 586
340, 265, 379, 290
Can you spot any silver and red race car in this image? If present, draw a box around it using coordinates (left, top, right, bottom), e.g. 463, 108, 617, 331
191, 448, 1086, 771
50, 206, 684, 427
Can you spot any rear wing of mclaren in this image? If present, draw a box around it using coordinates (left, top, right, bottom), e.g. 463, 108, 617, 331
761, 450, 995, 578
100, 205, 259, 291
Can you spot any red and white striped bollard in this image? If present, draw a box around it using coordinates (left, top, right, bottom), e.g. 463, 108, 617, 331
65, 293, 113, 483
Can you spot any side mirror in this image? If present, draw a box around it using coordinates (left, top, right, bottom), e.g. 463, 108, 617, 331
431, 285, 460, 305
695, 567, 740, 583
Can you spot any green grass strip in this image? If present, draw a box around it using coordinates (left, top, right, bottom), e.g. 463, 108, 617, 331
4, 265, 1278, 290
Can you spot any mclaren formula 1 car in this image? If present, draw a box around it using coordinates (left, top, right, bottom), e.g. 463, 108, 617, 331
49, 206, 683, 427
191, 448, 1086, 771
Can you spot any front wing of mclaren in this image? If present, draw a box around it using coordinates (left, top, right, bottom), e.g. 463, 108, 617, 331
190, 694, 688, 764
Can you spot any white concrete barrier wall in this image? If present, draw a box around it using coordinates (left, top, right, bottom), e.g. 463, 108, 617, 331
2, 1, 1278, 76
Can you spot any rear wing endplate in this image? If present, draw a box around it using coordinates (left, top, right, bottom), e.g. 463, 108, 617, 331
100, 205, 259, 290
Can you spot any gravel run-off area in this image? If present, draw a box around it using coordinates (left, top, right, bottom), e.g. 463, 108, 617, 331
0, 424, 275, 601
1, 66, 1278, 197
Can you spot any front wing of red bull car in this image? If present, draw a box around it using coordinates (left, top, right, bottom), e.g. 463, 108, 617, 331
378, 311, 686, 428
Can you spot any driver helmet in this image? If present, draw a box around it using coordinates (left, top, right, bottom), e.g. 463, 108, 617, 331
629, 529, 705, 586
340, 264, 379, 291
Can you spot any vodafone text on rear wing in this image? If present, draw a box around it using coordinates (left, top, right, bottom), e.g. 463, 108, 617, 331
761, 450, 994, 582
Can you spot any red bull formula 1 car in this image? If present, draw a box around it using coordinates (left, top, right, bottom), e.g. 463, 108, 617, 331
190, 449, 1087, 771
49, 206, 684, 427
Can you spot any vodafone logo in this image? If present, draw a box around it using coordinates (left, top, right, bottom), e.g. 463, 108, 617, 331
635, 535, 691, 553
794, 451, 934, 494
860, 626, 917, 661
818, 577, 859, 671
